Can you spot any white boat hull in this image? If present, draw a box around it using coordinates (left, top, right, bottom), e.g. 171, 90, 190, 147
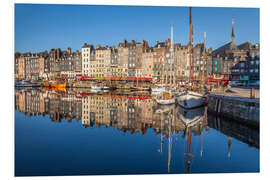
156, 98, 175, 105
151, 87, 166, 92
177, 91, 206, 109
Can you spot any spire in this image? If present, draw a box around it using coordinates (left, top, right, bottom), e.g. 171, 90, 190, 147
232, 18, 235, 39
231, 10, 236, 49
203, 32, 206, 52
230, 16, 237, 50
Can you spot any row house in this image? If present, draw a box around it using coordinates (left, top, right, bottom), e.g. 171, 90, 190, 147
175, 45, 189, 80
59, 49, 82, 80
153, 41, 168, 82
117, 41, 129, 78
81, 43, 94, 77
110, 47, 118, 77
142, 48, 154, 79
128, 40, 137, 77
95, 45, 111, 78
17, 56, 25, 80
24, 54, 44, 80
231, 55, 260, 85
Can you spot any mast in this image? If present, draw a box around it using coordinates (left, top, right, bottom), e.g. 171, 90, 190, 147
189, 7, 194, 82
170, 24, 174, 86
203, 32, 206, 82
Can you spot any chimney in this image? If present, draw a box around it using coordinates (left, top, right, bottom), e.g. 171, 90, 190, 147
124, 40, 127, 47
131, 40, 135, 45
67, 47, 71, 54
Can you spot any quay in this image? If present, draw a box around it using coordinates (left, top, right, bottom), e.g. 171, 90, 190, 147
208, 87, 259, 127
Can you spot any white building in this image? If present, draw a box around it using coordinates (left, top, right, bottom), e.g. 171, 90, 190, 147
81, 43, 94, 77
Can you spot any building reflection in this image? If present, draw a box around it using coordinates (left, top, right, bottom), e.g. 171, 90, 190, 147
15, 88, 259, 173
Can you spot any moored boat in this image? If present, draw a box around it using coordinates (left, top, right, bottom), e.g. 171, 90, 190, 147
43, 81, 66, 88
50, 82, 66, 88
177, 91, 206, 109
156, 91, 176, 105
151, 85, 166, 93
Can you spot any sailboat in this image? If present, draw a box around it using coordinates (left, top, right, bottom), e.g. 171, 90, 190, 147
177, 7, 206, 109
156, 25, 177, 105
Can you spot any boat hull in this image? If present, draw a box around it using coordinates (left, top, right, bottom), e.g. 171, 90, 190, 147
156, 98, 175, 105
177, 91, 206, 109
50, 83, 66, 88
151, 87, 166, 92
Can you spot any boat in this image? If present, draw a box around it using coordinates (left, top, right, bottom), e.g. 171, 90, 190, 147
100, 86, 110, 90
156, 25, 177, 105
43, 81, 66, 88
156, 91, 176, 105
50, 82, 66, 88
177, 91, 206, 109
151, 85, 166, 93
92, 84, 110, 91
177, 7, 206, 109
131, 87, 151, 91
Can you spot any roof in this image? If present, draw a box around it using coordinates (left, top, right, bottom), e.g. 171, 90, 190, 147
237, 42, 252, 50
213, 41, 254, 57
212, 41, 237, 57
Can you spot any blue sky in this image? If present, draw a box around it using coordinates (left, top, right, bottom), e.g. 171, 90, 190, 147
15, 4, 259, 53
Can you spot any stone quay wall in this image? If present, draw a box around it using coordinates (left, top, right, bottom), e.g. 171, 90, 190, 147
207, 94, 259, 127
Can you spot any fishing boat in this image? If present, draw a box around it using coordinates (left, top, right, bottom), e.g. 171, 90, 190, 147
43, 81, 66, 88
177, 7, 206, 109
131, 86, 151, 91
151, 85, 166, 93
91, 85, 100, 90
156, 25, 177, 105
156, 91, 176, 105
177, 91, 206, 109
100, 86, 110, 90
92, 84, 110, 91
50, 82, 66, 88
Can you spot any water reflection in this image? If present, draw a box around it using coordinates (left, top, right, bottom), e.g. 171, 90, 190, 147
15, 88, 259, 175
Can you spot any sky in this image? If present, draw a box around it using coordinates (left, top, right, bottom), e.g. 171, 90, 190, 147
15, 4, 259, 53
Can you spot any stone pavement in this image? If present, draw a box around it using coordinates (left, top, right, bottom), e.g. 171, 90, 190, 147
211, 87, 260, 99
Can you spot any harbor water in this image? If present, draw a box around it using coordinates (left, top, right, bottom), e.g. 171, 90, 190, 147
14, 88, 259, 176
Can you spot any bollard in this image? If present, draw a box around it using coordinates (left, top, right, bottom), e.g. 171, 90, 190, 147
250, 88, 255, 99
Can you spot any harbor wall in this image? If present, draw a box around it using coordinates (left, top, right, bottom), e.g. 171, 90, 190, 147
207, 113, 259, 148
207, 94, 259, 127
